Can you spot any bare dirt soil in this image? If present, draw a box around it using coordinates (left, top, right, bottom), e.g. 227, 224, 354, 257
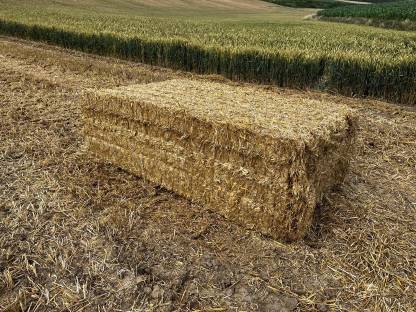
0, 36, 415, 311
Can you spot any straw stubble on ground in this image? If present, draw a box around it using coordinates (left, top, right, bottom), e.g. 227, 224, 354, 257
0, 36, 415, 311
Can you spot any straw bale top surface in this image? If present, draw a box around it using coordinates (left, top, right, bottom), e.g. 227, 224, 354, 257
101, 79, 354, 140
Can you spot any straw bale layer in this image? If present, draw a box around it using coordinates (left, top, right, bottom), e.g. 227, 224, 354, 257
82, 79, 357, 241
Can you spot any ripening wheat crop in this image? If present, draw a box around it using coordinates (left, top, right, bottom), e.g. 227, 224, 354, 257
1, 5, 415, 104
319, 0, 416, 21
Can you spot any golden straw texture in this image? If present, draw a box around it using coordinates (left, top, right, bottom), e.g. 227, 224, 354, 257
82, 79, 357, 241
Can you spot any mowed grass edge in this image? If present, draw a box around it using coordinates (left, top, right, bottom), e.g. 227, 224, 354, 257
0, 18, 415, 105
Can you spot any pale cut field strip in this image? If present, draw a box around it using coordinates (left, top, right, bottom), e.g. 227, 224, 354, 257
83, 79, 357, 241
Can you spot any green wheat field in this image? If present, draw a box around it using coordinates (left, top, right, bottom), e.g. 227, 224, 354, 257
1, 0, 415, 104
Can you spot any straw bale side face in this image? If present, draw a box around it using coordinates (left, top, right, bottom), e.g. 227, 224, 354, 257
82, 79, 357, 241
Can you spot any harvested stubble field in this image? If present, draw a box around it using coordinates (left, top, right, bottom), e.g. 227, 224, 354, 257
0, 36, 415, 311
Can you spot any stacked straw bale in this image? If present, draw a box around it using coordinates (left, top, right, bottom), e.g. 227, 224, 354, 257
82, 79, 357, 241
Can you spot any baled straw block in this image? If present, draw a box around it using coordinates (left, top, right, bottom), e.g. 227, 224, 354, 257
82, 79, 357, 241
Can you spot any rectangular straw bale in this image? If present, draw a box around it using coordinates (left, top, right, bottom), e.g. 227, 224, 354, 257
82, 79, 357, 241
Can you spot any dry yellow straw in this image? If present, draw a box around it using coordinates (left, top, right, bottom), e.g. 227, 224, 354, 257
82, 79, 357, 241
